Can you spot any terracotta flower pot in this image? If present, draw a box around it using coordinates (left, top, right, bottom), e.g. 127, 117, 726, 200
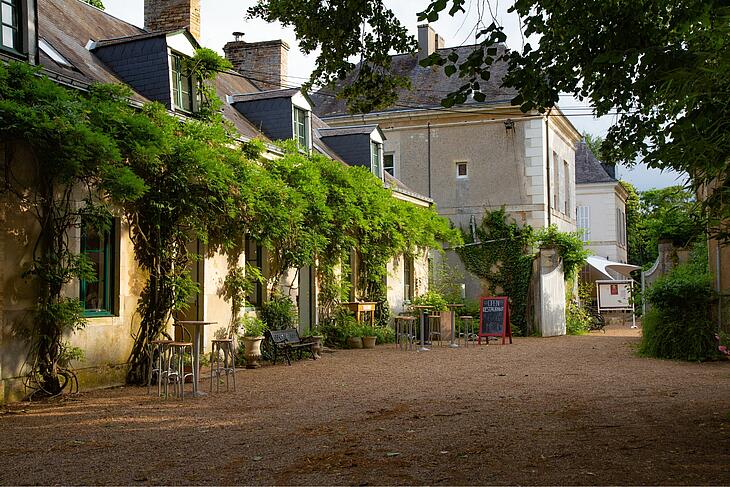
362, 336, 377, 349
243, 336, 264, 369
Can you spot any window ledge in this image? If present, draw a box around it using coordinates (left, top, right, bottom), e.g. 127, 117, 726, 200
84, 311, 116, 318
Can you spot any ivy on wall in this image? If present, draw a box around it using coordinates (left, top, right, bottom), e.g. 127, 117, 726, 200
456, 209, 588, 335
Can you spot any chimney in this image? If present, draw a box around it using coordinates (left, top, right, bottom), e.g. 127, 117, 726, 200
223, 34, 290, 91
418, 24, 436, 61
144, 0, 201, 40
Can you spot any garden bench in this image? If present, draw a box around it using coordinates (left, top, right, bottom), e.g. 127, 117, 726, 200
266, 329, 316, 366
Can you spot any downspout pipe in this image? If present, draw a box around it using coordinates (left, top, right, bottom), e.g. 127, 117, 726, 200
427, 121, 432, 198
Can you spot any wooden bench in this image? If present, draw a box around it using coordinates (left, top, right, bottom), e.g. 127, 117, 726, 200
265, 329, 316, 366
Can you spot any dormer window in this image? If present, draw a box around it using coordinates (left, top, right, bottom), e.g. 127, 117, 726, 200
293, 105, 310, 149
371, 141, 383, 178
1, 0, 20, 52
170, 52, 193, 113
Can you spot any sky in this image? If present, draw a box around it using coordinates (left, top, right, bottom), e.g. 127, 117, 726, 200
102, 0, 686, 191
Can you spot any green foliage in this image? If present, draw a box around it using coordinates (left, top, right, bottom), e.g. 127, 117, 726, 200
241, 315, 267, 337
457, 209, 588, 335
456, 209, 535, 335
0, 62, 147, 397
318, 309, 358, 348
583, 133, 605, 162
371, 324, 395, 344
411, 290, 449, 311
247, 0, 417, 113
565, 280, 594, 335
253, 0, 730, 239
81, 0, 104, 9
535, 225, 590, 280
639, 252, 718, 361
259, 293, 298, 331
183, 48, 233, 121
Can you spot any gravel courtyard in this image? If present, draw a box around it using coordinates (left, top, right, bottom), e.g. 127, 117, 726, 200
1, 327, 728, 485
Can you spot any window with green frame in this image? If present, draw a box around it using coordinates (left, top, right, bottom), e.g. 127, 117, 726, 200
403, 256, 414, 301
80, 220, 116, 316
1, 0, 20, 52
245, 237, 263, 307
170, 52, 194, 113
293, 106, 309, 149
371, 141, 382, 178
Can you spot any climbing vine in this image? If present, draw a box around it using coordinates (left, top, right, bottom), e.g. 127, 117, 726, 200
456, 209, 587, 335
0, 63, 147, 397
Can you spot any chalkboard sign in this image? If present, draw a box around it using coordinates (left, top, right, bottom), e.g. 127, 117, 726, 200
478, 296, 513, 345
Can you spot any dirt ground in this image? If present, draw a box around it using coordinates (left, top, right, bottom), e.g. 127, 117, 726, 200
1, 325, 729, 486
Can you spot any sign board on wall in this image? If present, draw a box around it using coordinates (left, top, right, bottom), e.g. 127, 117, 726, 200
596, 280, 634, 312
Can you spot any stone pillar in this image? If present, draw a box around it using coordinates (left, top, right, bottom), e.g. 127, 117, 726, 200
144, 0, 201, 40
537, 247, 566, 337
223, 38, 290, 91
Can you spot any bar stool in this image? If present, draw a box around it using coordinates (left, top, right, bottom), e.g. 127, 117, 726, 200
147, 339, 174, 396
395, 316, 416, 350
167, 341, 194, 400
210, 338, 236, 393
459, 316, 475, 347
428, 312, 443, 347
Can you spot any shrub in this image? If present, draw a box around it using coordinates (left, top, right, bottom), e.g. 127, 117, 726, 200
319, 309, 357, 348
566, 300, 592, 335
241, 315, 267, 337
411, 290, 449, 311
372, 324, 395, 344
260, 293, 297, 330
639, 261, 718, 361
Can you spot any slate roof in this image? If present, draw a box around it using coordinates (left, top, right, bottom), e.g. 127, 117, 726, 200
575, 141, 616, 184
313, 43, 517, 117
39, 0, 264, 139
229, 88, 304, 104
317, 125, 380, 137
37, 0, 431, 204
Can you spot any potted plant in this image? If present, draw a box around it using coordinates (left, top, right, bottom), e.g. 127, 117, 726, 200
241, 315, 267, 369
362, 323, 377, 349
345, 321, 364, 349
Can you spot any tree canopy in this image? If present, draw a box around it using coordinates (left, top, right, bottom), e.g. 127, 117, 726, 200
247, 0, 730, 236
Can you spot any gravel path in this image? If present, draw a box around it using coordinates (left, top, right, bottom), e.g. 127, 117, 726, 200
1, 326, 728, 485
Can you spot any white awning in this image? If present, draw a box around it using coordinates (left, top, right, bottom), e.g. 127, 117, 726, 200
586, 256, 640, 280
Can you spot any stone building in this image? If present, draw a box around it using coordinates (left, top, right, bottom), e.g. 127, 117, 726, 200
0, 0, 432, 403
313, 24, 582, 302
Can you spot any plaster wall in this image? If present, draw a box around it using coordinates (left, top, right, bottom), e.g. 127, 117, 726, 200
386, 250, 429, 316
576, 183, 628, 263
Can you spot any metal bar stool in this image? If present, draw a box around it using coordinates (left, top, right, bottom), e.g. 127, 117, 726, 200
210, 338, 236, 393
167, 341, 194, 400
459, 316, 475, 347
147, 339, 174, 396
428, 312, 443, 347
395, 316, 416, 351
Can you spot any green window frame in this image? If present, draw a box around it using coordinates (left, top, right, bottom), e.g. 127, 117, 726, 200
403, 256, 413, 301
80, 220, 116, 317
245, 237, 263, 307
1, 0, 20, 53
371, 142, 382, 178
171, 52, 194, 113
293, 106, 309, 149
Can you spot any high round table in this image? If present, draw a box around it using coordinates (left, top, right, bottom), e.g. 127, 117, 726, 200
175, 320, 216, 397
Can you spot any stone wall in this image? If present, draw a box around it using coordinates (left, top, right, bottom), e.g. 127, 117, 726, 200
223, 39, 289, 90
